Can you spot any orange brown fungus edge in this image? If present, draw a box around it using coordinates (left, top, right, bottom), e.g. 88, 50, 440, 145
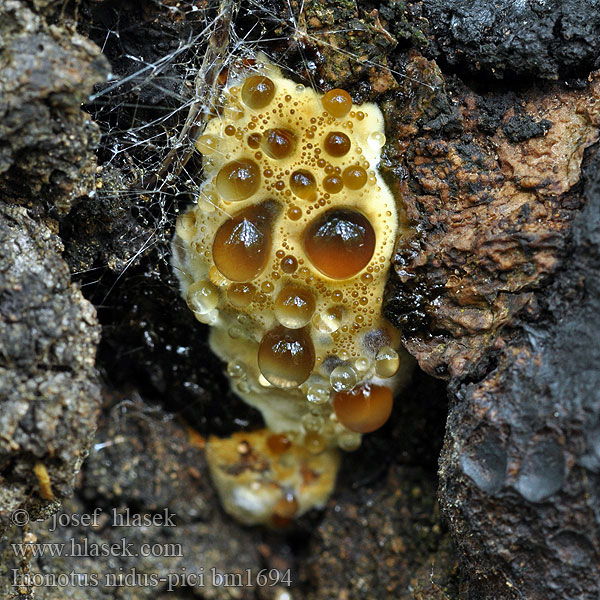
172, 60, 412, 526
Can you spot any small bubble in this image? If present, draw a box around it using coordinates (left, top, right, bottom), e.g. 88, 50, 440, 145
354, 357, 371, 372
306, 382, 331, 405
302, 413, 324, 432
194, 308, 219, 326
186, 280, 219, 315
175, 211, 197, 241
237, 379, 251, 393
312, 306, 343, 333
305, 431, 327, 455
330, 365, 358, 392
367, 131, 386, 150
375, 346, 400, 378
227, 360, 245, 378
338, 431, 362, 452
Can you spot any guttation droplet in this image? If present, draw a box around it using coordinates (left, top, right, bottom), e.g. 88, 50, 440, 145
241, 76, 275, 109
212, 203, 276, 282
274, 286, 316, 328
280, 255, 298, 274
322, 89, 353, 118
303, 209, 376, 279
330, 364, 358, 392
323, 131, 351, 157
216, 159, 261, 201
273, 492, 298, 519
258, 325, 315, 388
338, 431, 362, 451
342, 165, 367, 190
367, 131, 386, 150
375, 346, 400, 378
267, 433, 292, 454
227, 282, 256, 307
262, 128, 296, 159
186, 280, 219, 315
305, 431, 327, 455
323, 174, 343, 194
333, 384, 393, 433
176, 211, 196, 241
196, 134, 217, 155
312, 306, 343, 333
306, 382, 331, 405
289, 170, 317, 200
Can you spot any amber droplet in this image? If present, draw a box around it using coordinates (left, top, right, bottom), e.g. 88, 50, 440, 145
247, 133, 261, 149
274, 285, 316, 328
241, 76, 275, 109
213, 203, 276, 281
312, 305, 343, 333
323, 131, 351, 157
322, 174, 343, 194
216, 159, 261, 201
280, 255, 298, 273
267, 433, 292, 454
343, 165, 368, 190
262, 128, 296, 159
290, 170, 317, 200
305, 431, 327, 455
322, 89, 352, 118
227, 282, 256, 307
261, 280, 274, 293
258, 325, 315, 388
303, 209, 376, 279
333, 384, 393, 433
287, 206, 302, 221
274, 492, 299, 519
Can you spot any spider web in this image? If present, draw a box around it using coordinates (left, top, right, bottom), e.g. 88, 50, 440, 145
79, 0, 428, 298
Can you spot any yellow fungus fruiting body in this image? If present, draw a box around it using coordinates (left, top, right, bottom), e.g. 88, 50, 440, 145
172, 60, 413, 525
206, 429, 340, 527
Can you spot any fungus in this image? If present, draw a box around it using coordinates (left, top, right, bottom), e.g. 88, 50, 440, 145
172, 61, 412, 525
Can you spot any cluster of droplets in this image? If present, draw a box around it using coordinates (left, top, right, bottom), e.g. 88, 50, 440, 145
173, 64, 403, 454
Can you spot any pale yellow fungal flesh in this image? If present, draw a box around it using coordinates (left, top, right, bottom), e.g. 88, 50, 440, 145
172, 61, 412, 525
206, 429, 340, 527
